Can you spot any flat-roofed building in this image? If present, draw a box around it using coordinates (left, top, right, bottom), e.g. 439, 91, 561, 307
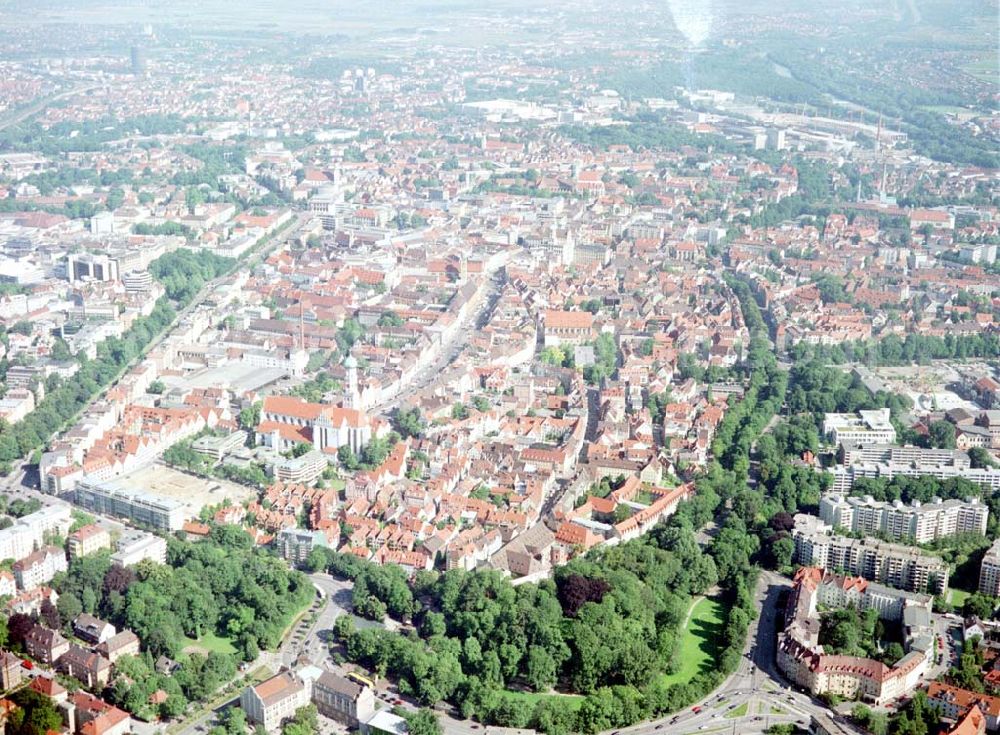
792, 514, 949, 593
819, 493, 989, 543
979, 537, 1000, 597
111, 530, 167, 567
823, 409, 896, 448
75, 480, 186, 531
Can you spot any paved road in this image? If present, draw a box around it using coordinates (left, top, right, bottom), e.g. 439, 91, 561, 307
5, 215, 304, 498
610, 570, 843, 735
377, 268, 504, 414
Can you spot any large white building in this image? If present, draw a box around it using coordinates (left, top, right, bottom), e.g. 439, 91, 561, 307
0, 505, 73, 562
818, 493, 989, 544
792, 514, 950, 593
110, 530, 168, 567
254, 359, 384, 457
75, 481, 187, 532
831, 444, 1000, 493
823, 408, 896, 448
979, 537, 1000, 597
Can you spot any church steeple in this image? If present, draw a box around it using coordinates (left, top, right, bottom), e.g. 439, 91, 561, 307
343, 354, 359, 409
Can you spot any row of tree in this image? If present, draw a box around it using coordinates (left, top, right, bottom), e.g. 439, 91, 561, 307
0, 249, 234, 469
792, 331, 1000, 367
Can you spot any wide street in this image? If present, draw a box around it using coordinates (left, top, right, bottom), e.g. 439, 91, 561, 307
377, 268, 505, 413
615, 570, 829, 735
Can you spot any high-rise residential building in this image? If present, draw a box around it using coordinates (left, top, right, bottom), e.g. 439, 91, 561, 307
792, 514, 950, 593
130, 45, 147, 74
830, 444, 1000, 494
818, 494, 989, 543
979, 538, 1000, 597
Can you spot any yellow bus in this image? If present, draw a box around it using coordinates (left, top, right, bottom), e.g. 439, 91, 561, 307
346, 671, 376, 688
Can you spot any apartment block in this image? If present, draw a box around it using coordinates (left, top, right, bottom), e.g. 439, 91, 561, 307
819, 493, 989, 543
0, 504, 73, 562
277, 528, 332, 565
979, 537, 1000, 597
110, 530, 168, 567
67, 524, 112, 560
13, 546, 68, 591
927, 682, 1000, 732
777, 567, 928, 706
831, 444, 1000, 494
792, 514, 950, 593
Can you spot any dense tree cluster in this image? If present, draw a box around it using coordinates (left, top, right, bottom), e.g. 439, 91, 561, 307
328, 519, 742, 734
149, 249, 234, 304
107, 653, 190, 720
51, 528, 312, 669
39, 536, 285, 718
785, 359, 912, 424
7, 688, 63, 735
0, 249, 234, 469
394, 407, 427, 438
793, 332, 1000, 366
0, 115, 193, 155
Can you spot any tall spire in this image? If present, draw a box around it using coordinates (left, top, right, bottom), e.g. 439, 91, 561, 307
343, 354, 359, 409
298, 298, 305, 352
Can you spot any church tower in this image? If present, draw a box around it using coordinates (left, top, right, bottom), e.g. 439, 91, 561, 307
343, 354, 359, 409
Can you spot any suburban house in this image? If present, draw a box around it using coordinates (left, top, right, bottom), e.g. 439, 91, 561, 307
96, 631, 141, 663
24, 624, 69, 664
58, 644, 112, 689
74, 614, 117, 645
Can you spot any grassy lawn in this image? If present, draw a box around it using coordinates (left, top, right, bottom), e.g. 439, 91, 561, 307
724, 702, 748, 719
659, 597, 727, 688
327, 477, 346, 491
501, 690, 583, 712
182, 631, 238, 655
634, 490, 658, 505
949, 588, 972, 608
